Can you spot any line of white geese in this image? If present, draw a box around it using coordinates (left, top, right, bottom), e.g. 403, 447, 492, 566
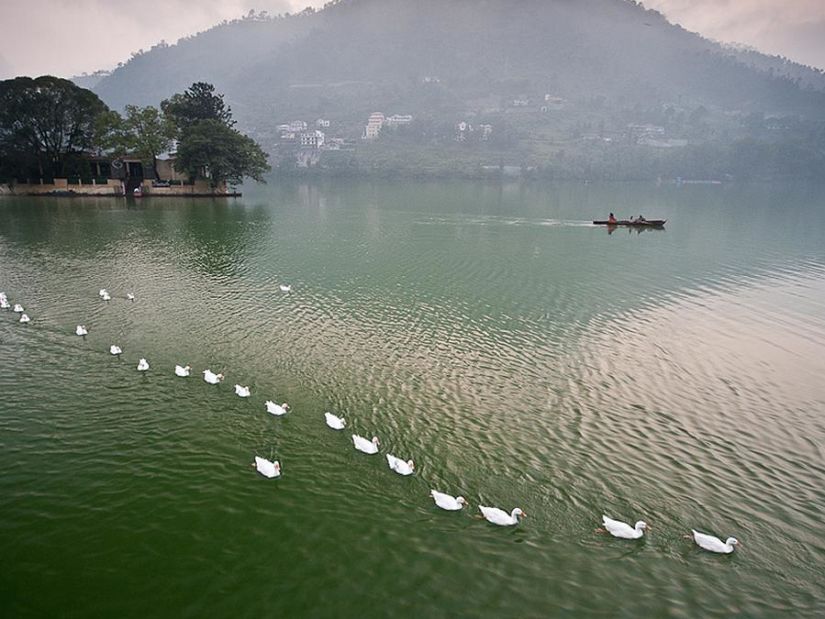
0, 287, 739, 553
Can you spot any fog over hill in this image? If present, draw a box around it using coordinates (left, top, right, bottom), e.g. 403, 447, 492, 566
94, 0, 825, 116
90, 0, 825, 180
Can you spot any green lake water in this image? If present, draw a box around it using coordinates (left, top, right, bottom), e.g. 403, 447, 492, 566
1, 180, 825, 617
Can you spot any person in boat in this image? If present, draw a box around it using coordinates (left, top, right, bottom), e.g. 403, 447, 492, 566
608, 212, 617, 224
638, 214, 646, 222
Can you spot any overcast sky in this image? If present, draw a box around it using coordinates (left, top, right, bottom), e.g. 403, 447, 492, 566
1, 0, 824, 80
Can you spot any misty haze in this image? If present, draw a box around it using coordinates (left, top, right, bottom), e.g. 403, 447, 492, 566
2, 1, 825, 617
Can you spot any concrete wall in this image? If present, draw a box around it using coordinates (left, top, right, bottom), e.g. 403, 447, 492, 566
6, 178, 123, 195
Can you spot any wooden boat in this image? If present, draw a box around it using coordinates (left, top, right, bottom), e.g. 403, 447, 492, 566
593, 219, 666, 227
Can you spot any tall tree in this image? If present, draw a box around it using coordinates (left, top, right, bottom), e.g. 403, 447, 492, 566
174, 119, 269, 188
121, 105, 175, 179
161, 82, 235, 133
0, 76, 108, 179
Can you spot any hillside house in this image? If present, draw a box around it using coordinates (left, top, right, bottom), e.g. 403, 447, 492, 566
364, 112, 385, 139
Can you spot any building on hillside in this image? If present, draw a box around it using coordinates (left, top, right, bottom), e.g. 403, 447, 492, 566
385, 114, 413, 127
478, 124, 493, 141
316, 119, 331, 128
364, 112, 385, 139
543, 95, 566, 110
300, 130, 325, 149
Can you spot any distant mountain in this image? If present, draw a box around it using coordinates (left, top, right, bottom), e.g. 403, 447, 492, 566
94, 0, 825, 118
70, 70, 113, 91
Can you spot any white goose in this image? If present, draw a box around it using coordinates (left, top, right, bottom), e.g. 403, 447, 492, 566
479, 505, 526, 526
430, 490, 467, 511
75, 325, 88, 336
19, 313, 31, 323
265, 401, 289, 416
600, 515, 647, 539
101, 292, 111, 301
690, 530, 739, 554
352, 434, 380, 454
235, 384, 251, 398
126, 293, 135, 301
98, 289, 108, 297
174, 365, 191, 377
110, 345, 122, 355
253, 456, 281, 479
279, 284, 292, 293
203, 369, 224, 384
137, 358, 150, 372
324, 412, 346, 430
13, 304, 24, 313
0, 299, 9, 309
386, 454, 415, 476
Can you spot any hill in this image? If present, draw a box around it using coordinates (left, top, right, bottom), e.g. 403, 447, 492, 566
92, 0, 825, 180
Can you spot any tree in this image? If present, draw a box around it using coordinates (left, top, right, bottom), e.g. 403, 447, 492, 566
161, 82, 234, 133
0, 75, 108, 180
174, 119, 269, 187
120, 105, 175, 179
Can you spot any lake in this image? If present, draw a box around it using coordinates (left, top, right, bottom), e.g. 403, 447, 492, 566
2, 180, 825, 617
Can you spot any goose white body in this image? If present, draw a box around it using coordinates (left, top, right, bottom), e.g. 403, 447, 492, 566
137, 358, 150, 372
254, 456, 281, 479
324, 412, 346, 430
279, 284, 291, 293
101, 292, 111, 301
126, 293, 135, 301
0, 299, 9, 309
430, 490, 467, 511
479, 505, 525, 526
265, 401, 289, 416
203, 370, 223, 384
386, 454, 415, 476
98, 289, 108, 297
352, 434, 379, 454
235, 384, 251, 398
110, 345, 122, 355
692, 530, 738, 554
19, 313, 30, 323
602, 515, 647, 539
13, 304, 24, 313
75, 325, 88, 336
174, 365, 191, 377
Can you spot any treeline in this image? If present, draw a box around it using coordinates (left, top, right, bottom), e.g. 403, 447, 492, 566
0, 77, 269, 187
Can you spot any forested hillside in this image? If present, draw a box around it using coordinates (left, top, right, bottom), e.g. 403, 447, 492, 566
92, 0, 825, 180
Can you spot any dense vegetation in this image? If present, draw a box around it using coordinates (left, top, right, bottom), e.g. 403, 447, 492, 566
0, 79, 268, 186
87, 0, 825, 180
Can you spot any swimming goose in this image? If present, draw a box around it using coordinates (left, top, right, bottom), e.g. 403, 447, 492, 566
137, 358, 149, 372
253, 456, 281, 479
203, 369, 224, 384
13, 304, 24, 313
19, 313, 31, 323
174, 365, 191, 377
430, 490, 467, 511
279, 284, 291, 293
599, 515, 647, 539
235, 384, 251, 398
75, 325, 88, 336
690, 530, 739, 554
479, 505, 525, 526
324, 412, 346, 430
110, 345, 122, 355
352, 434, 380, 454
265, 401, 289, 416
101, 292, 111, 301
386, 454, 415, 476
0, 299, 9, 309
126, 293, 135, 301
98, 289, 108, 297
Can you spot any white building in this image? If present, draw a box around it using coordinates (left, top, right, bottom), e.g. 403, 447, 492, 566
300, 130, 325, 149
316, 119, 331, 128
364, 112, 385, 139
385, 114, 413, 127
